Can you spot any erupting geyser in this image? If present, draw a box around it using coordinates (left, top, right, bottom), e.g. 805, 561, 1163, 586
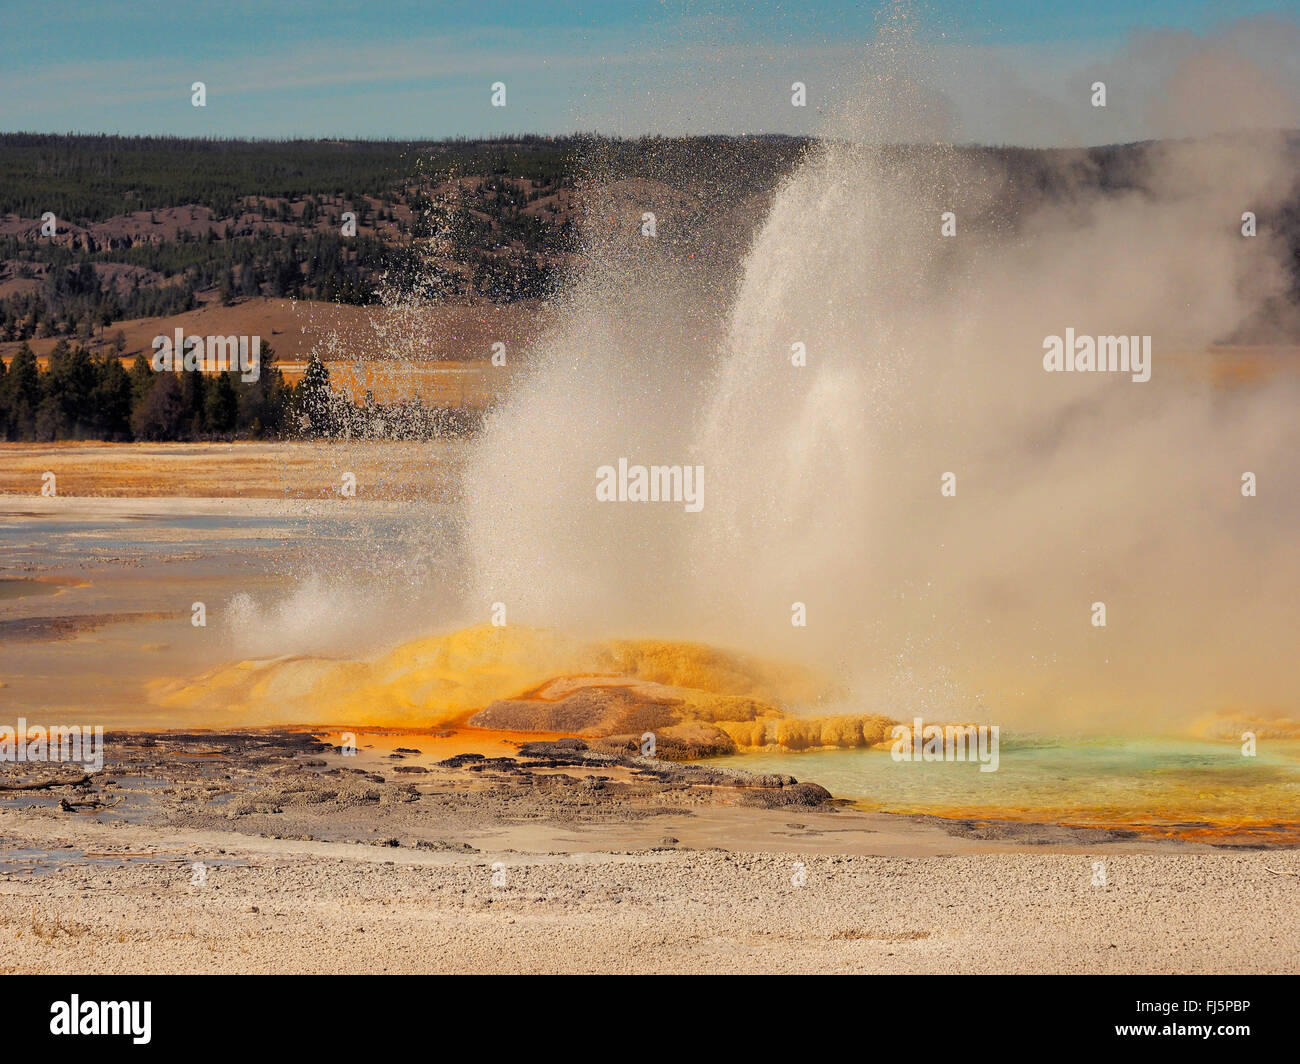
464, 24, 1300, 733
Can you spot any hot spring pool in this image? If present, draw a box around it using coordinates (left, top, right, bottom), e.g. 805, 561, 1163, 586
706, 735, 1300, 842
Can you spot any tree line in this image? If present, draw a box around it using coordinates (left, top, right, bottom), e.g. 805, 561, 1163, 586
0, 230, 387, 344
0, 133, 591, 223
0, 344, 479, 442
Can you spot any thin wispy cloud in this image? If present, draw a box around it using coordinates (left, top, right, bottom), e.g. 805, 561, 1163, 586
2, 3, 1298, 142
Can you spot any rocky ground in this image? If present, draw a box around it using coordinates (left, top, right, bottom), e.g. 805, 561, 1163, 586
4, 727, 1298, 973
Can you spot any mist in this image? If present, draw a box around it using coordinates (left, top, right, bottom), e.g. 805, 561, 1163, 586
463, 12, 1300, 733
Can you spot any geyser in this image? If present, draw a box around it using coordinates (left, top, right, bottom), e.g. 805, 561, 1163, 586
463, 19, 1300, 733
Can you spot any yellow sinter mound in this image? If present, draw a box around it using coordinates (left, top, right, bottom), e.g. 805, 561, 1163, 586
1189, 711, 1300, 741
149, 623, 909, 755
148, 624, 834, 731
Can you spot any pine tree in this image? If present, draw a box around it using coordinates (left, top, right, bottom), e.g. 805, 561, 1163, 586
91, 355, 133, 440
237, 342, 286, 437
295, 354, 333, 435
178, 368, 207, 438
128, 352, 155, 408
131, 372, 185, 440
205, 372, 239, 436
46, 340, 98, 438
4, 342, 41, 439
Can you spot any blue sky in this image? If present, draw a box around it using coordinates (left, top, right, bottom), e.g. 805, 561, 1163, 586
2, 1, 1298, 143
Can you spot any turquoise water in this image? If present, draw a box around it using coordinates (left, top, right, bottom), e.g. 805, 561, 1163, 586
707, 736, 1300, 841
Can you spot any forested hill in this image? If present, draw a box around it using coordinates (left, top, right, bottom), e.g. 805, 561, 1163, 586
1, 132, 1297, 338
0, 132, 1297, 444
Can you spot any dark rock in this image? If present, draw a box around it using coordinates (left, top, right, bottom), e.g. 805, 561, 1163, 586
736, 782, 833, 808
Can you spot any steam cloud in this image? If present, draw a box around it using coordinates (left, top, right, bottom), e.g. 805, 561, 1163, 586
464, 12, 1300, 732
